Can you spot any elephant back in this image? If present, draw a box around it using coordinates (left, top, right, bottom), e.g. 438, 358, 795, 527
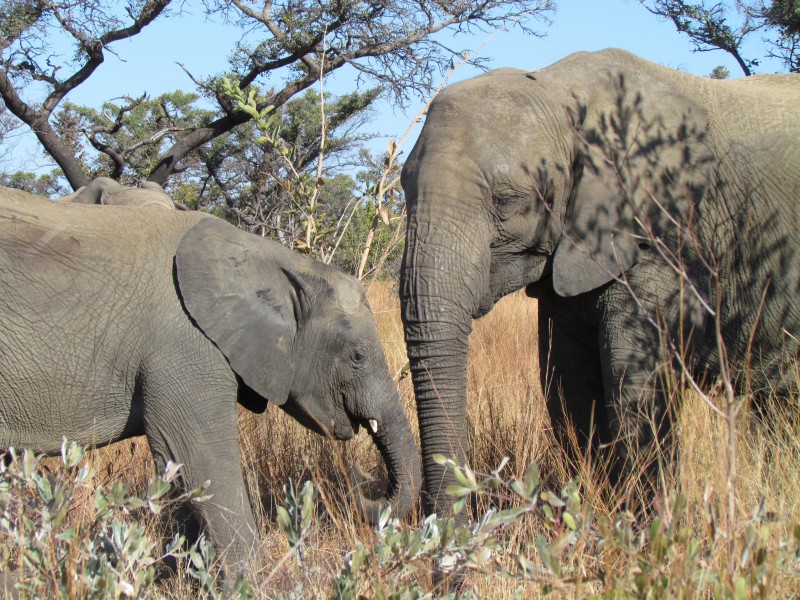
0, 188, 209, 318
0, 187, 204, 244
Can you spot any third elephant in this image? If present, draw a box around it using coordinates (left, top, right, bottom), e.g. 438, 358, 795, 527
58, 176, 178, 209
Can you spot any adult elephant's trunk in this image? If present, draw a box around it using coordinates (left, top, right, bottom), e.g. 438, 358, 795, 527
400, 188, 491, 517
404, 331, 471, 517
355, 398, 422, 523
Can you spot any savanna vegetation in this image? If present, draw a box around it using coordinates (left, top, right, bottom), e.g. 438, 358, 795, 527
3, 285, 800, 598
2, 1, 800, 598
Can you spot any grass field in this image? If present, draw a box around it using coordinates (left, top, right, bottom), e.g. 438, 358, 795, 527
2, 281, 799, 598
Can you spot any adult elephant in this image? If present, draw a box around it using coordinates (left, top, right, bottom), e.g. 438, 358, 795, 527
400, 48, 800, 515
0, 187, 421, 572
58, 176, 179, 209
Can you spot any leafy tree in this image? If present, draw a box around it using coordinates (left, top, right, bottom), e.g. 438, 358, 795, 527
189, 87, 382, 257
0, 169, 68, 196
765, 0, 800, 33
53, 91, 216, 184
332, 148, 406, 277
333, 198, 405, 278
0, 103, 22, 166
641, 1, 799, 74
1, 0, 554, 190
709, 64, 731, 77
759, 0, 800, 70
0, 0, 173, 188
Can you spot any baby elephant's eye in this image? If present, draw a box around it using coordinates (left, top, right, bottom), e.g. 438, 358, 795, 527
351, 347, 368, 365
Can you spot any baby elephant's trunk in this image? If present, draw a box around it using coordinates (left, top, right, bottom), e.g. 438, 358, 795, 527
355, 400, 421, 523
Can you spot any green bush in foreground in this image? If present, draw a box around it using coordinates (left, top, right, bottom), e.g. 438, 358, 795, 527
331, 456, 800, 598
0, 441, 250, 599
2, 443, 799, 598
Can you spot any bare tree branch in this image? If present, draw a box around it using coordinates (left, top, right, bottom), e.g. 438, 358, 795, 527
2, 0, 553, 189
0, 0, 173, 188
641, 1, 799, 75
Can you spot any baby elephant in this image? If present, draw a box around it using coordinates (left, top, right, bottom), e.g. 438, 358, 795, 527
0, 187, 421, 572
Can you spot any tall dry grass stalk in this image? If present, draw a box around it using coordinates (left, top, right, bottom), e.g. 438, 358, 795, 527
14, 282, 799, 598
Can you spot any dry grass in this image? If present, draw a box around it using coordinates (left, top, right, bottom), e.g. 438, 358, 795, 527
14, 282, 800, 598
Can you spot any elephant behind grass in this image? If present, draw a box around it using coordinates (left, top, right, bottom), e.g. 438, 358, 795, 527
0, 186, 421, 576
56, 176, 180, 209
400, 47, 800, 517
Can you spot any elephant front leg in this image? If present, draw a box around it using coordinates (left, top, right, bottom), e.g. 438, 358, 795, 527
537, 294, 613, 472
143, 388, 260, 576
599, 332, 676, 512
147, 428, 259, 575
597, 274, 706, 510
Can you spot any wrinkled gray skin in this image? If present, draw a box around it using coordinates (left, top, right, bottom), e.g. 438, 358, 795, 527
0, 188, 421, 572
58, 176, 178, 209
401, 48, 800, 514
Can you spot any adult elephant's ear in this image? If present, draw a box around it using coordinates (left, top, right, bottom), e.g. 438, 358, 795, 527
176, 217, 297, 405
552, 66, 712, 297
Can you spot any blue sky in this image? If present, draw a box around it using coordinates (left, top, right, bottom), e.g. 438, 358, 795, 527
7, 0, 783, 174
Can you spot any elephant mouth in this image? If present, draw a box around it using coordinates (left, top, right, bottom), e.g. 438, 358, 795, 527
525, 273, 554, 298
320, 403, 357, 441
281, 396, 345, 439
339, 410, 383, 442
338, 391, 381, 441
333, 410, 358, 441
283, 395, 373, 442
475, 252, 553, 317
352, 416, 380, 437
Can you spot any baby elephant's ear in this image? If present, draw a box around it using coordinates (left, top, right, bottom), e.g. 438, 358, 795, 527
175, 218, 297, 405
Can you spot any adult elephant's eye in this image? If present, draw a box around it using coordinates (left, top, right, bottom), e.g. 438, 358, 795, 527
492, 194, 528, 221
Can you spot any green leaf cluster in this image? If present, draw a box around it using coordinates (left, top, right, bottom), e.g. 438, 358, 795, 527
276, 480, 317, 563
0, 440, 245, 599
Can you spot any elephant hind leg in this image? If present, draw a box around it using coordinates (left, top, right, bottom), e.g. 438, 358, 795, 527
537, 297, 612, 476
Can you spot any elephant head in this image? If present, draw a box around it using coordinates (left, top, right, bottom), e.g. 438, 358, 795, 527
176, 218, 421, 521
59, 176, 178, 209
400, 49, 713, 515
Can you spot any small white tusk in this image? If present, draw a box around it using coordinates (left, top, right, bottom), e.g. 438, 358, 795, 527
368, 419, 379, 434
